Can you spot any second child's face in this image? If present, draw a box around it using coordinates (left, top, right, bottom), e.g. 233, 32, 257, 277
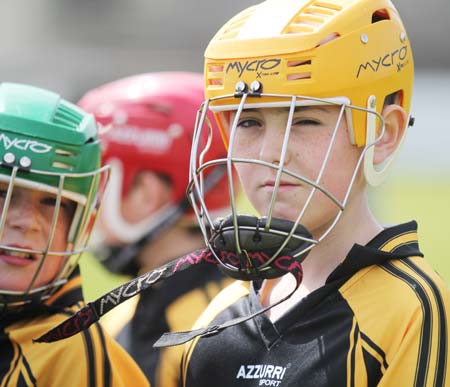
229, 105, 364, 236
0, 183, 75, 292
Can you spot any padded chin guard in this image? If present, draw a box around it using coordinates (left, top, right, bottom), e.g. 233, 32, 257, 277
210, 214, 313, 281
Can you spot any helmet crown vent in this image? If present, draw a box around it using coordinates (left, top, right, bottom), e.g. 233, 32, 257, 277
52, 103, 84, 130
284, 1, 342, 34
217, 6, 257, 41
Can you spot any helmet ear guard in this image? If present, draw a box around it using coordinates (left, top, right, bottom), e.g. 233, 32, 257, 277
363, 95, 411, 186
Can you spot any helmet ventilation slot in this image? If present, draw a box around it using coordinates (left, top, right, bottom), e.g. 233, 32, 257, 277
53, 148, 76, 171
285, 1, 342, 34
372, 9, 390, 23
207, 64, 225, 87
217, 6, 257, 41
287, 59, 312, 81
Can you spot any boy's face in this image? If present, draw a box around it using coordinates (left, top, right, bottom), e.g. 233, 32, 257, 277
0, 183, 75, 292
229, 105, 364, 236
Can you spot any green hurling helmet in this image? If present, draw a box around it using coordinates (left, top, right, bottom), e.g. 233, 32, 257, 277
0, 83, 109, 307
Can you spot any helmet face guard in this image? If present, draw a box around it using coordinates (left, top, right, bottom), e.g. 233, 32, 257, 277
0, 165, 109, 308
188, 88, 385, 279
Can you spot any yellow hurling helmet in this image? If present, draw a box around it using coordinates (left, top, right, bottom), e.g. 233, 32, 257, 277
204, 0, 414, 185
187, 0, 414, 279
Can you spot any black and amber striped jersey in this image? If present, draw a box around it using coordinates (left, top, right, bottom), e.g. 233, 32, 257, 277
0, 270, 149, 387
101, 261, 230, 387
179, 221, 450, 387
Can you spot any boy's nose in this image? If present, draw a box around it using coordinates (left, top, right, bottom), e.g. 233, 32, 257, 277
258, 128, 291, 166
5, 198, 41, 233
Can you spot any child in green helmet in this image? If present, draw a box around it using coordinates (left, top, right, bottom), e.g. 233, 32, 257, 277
0, 83, 149, 387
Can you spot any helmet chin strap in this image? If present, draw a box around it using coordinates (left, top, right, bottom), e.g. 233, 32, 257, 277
34, 214, 312, 345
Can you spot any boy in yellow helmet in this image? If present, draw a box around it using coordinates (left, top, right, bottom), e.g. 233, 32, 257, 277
174, 0, 450, 386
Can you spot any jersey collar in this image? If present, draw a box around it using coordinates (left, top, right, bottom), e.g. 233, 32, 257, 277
326, 221, 422, 284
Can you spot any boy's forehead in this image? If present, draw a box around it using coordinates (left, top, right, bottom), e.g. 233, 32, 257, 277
230, 105, 338, 115
0, 181, 54, 196
0, 176, 81, 204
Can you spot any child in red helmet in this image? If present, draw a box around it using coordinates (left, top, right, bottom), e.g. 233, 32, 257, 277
78, 72, 234, 386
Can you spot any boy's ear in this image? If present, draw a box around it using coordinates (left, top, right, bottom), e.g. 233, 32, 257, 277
373, 104, 408, 165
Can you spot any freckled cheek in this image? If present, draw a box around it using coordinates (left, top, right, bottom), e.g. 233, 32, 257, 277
231, 132, 261, 158
321, 150, 362, 199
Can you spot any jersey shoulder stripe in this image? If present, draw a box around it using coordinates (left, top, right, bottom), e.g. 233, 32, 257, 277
347, 318, 359, 387
381, 258, 447, 387
94, 322, 112, 387
181, 280, 249, 385
21, 351, 36, 386
360, 331, 388, 370
2, 340, 20, 387
81, 320, 97, 387
400, 257, 447, 386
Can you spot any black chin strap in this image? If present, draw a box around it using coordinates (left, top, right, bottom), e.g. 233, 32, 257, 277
34, 249, 214, 343
35, 214, 311, 345
153, 264, 303, 347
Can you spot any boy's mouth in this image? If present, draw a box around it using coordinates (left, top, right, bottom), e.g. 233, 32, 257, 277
262, 179, 300, 191
0, 247, 37, 262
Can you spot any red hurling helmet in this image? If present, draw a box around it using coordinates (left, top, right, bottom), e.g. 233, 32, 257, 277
78, 72, 230, 274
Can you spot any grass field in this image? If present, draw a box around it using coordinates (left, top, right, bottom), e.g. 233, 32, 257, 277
80, 176, 450, 301
372, 176, 450, 283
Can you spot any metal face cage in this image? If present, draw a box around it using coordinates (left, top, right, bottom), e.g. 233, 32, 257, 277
0, 164, 110, 307
188, 89, 384, 279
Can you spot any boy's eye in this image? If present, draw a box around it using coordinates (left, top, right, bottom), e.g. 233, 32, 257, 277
0, 189, 8, 198
293, 118, 321, 126
237, 118, 261, 128
41, 197, 59, 207
41, 197, 71, 210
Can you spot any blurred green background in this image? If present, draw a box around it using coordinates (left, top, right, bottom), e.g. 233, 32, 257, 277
373, 177, 450, 282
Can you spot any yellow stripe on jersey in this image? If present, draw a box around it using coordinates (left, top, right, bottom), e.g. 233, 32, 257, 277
346, 317, 357, 387
360, 334, 388, 374
1, 340, 20, 387
181, 280, 249, 386
45, 275, 83, 306
379, 230, 447, 386
383, 258, 448, 387
379, 231, 418, 253
0, 338, 37, 387
158, 277, 232, 387
18, 355, 35, 387
1, 274, 149, 387
339, 226, 449, 386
